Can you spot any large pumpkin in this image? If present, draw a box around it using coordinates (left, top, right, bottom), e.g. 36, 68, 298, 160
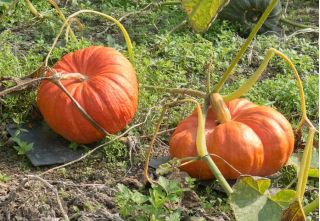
37, 46, 138, 144
169, 98, 294, 180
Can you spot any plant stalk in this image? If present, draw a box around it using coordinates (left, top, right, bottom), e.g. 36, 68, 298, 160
213, 0, 278, 93
223, 49, 274, 102
195, 103, 233, 195
180, 157, 201, 167
296, 127, 315, 201
202, 155, 233, 195
47, 0, 77, 42
45, 10, 134, 66
25, 0, 43, 18
280, 17, 318, 29
303, 197, 319, 215
144, 106, 168, 184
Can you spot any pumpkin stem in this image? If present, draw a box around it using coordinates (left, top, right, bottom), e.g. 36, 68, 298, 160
210, 93, 231, 123
49, 70, 110, 137
54, 72, 88, 81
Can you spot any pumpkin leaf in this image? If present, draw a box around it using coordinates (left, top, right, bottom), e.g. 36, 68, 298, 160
270, 189, 296, 208
230, 176, 283, 221
181, 0, 230, 33
287, 148, 319, 178
241, 176, 271, 194
281, 200, 306, 221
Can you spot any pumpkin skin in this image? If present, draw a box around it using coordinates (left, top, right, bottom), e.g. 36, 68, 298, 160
37, 46, 138, 144
169, 98, 294, 180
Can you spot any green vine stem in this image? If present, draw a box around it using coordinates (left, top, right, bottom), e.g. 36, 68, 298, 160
45, 10, 134, 67
65, 18, 84, 42
213, 0, 278, 93
47, 0, 77, 42
195, 103, 233, 195
222, 48, 316, 135
141, 85, 206, 99
222, 49, 274, 102
25, 0, 42, 18
144, 106, 168, 184
155, 1, 180, 7
179, 157, 201, 167
296, 127, 316, 201
205, 60, 214, 93
24, 0, 77, 41
280, 16, 318, 30
303, 197, 319, 215
168, 19, 188, 35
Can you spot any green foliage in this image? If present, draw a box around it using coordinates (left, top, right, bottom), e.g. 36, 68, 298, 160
0, 173, 10, 183
116, 176, 186, 220
243, 74, 319, 123
230, 176, 299, 221
11, 129, 33, 155
103, 139, 128, 163
0, 0, 12, 14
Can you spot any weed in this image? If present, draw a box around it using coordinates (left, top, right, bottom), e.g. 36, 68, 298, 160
57, 168, 67, 178
0, 173, 10, 183
11, 128, 33, 155
116, 176, 186, 220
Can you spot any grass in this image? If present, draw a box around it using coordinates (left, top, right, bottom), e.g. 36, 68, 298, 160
0, 0, 318, 220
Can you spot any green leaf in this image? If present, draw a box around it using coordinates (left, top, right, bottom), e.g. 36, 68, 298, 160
287, 148, 319, 178
270, 189, 296, 208
281, 200, 306, 221
242, 176, 271, 194
156, 158, 181, 176
132, 190, 149, 205
157, 176, 182, 195
307, 168, 319, 178
181, 0, 230, 33
165, 211, 181, 221
230, 176, 283, 221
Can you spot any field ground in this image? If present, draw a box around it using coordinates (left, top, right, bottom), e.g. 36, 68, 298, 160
0, 0, 319, 220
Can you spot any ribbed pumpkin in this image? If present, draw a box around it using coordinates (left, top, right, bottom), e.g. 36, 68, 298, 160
169, 98, 294, 180
37, 46, 138, 144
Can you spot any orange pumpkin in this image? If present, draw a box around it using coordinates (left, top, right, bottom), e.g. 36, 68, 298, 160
169, 97, 294, 180
37, 46, 138, 144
